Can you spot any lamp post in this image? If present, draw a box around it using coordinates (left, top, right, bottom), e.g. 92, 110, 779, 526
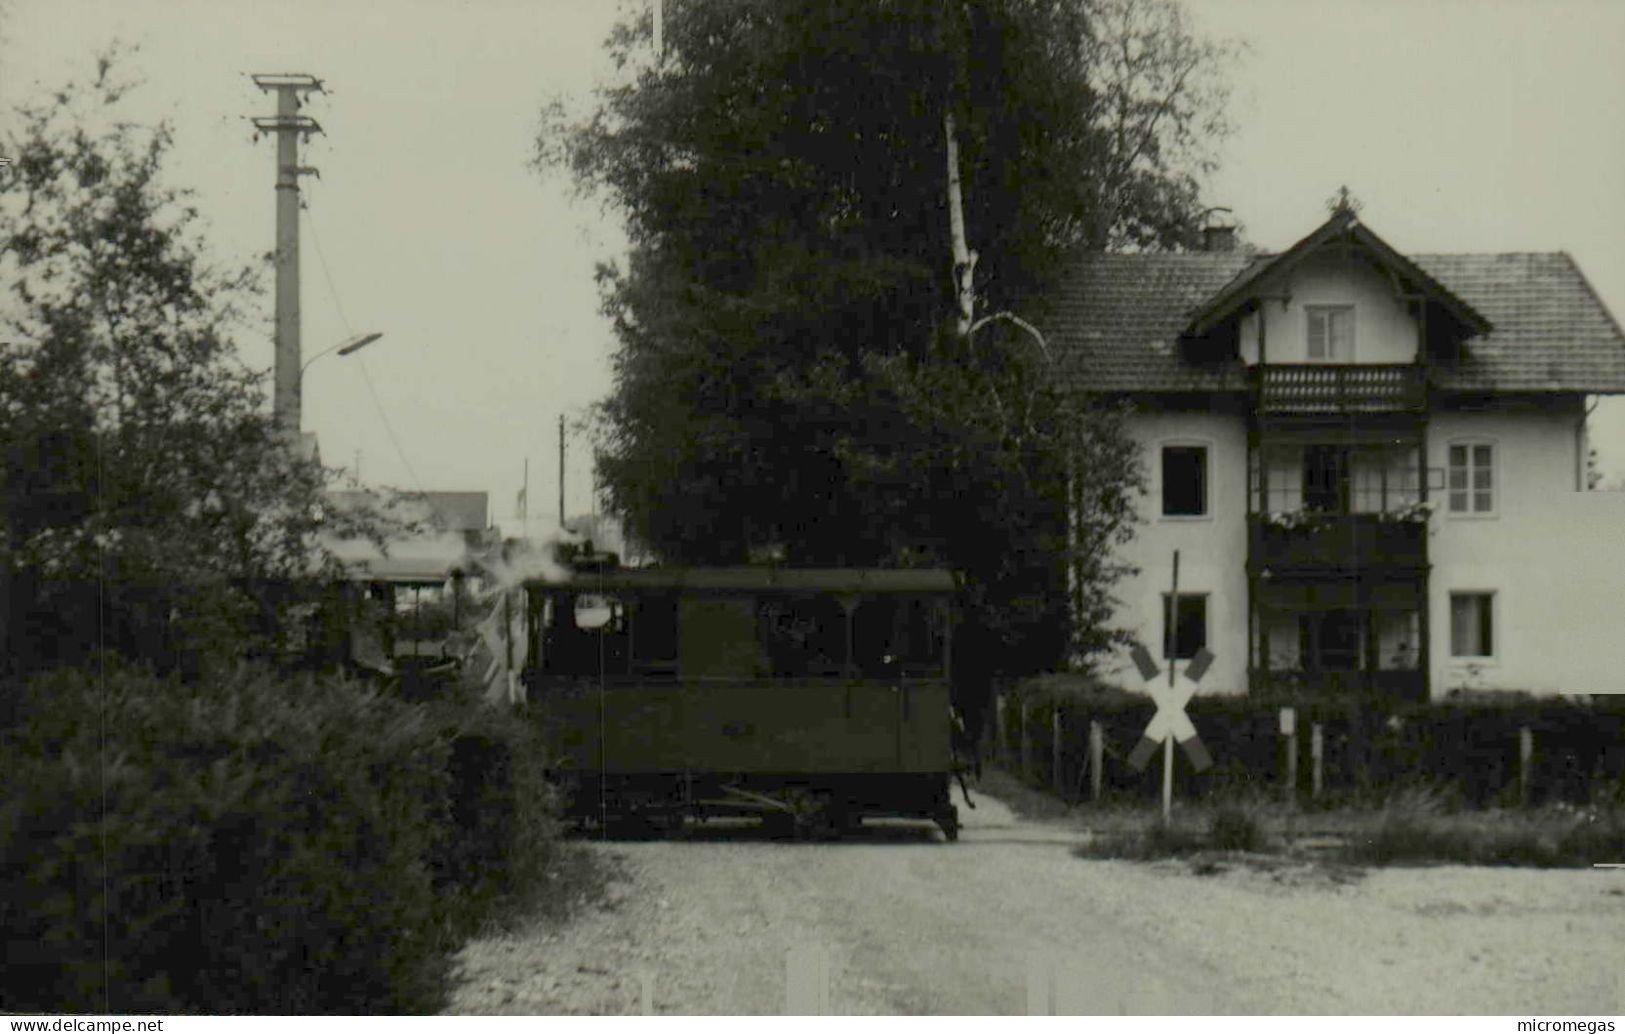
279, 332, 383, 434
300, 331, 383, 379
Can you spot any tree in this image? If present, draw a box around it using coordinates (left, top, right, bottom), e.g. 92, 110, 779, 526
540, 0, 1236, 672
0, 57, 388, 679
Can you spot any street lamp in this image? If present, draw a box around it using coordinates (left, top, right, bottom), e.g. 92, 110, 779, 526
277, 332, 383, 440
301, 331, 383, 377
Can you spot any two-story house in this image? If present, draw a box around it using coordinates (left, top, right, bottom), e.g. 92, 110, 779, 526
1052, 200, 1625, 701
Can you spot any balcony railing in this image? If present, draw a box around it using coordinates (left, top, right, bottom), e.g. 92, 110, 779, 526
1256, 364, 1426, 414
1249, 513, 1428, 575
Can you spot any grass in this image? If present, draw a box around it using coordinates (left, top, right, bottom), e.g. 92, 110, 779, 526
1340, 790, 1625, 868
978, 763, 1625, 869
1073, 800, 1277, 862
1025, 773, 1625, 870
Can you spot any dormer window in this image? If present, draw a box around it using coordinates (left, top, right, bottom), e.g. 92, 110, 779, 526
1306, 304, 1354, 361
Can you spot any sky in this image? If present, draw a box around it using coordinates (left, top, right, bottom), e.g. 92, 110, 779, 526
5, 0, 1625, 540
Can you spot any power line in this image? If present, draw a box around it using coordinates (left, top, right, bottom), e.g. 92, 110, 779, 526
303, 207, 353, 334
356, 353, 425, 493
304, 207, 423, 492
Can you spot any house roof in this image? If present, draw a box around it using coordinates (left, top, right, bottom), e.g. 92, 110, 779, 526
1411, 252, 1625, 392
1047, 225, 1625, 395
1044, 250, 1255, 393
326, 489, 489, 533
1184, 207, 1492, 338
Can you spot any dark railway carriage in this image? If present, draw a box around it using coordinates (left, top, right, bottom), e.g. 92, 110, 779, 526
522, 565, 961, 840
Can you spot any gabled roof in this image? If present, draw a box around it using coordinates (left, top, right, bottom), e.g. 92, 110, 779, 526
1043, 251, 1256, 394
1184, 206, 1492, 338
1046, 219, 1625, 396
1411, 252, 1625, 392
327, 489, 489, 533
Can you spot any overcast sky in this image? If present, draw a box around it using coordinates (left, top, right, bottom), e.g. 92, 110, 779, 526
5, 0, 1625, 539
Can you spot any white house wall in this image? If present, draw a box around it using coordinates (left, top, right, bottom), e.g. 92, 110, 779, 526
1105, 410, 1250, 695
1427, 403, 1625, 696
1097, 400, 1625, 699
1239, 253, 1420, 365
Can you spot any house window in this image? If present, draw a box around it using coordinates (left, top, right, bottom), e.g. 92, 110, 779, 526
1302, 445, 1351, 513
1306, 305, 1355, 361
1449, 592, 1495, 658
1161, 593, 1207, 660
1448, 442, 1494, 514
1161, 445, 1208, 516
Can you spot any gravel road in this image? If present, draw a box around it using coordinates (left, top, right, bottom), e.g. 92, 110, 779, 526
447, 788, 1625, 1015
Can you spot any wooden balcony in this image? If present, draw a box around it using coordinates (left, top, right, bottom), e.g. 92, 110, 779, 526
1249, 513, 1427, 576
1256, 364, 1426, 415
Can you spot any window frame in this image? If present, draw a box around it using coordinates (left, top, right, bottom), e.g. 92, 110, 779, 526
1447, 590, 1497, 661
1445, 438, 1498, 518
1305, 304, 1356, 362
1158, 441, 1212, 520
1160, 591, 1209, 661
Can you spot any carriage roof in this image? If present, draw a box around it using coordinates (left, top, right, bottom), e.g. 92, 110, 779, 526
525, 566, 956, 594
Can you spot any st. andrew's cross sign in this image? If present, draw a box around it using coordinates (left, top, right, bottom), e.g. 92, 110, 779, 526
1125, 642, 1214, 774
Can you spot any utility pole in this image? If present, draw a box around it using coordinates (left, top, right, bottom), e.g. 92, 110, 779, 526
251, 73, 324, 435
558, 414, 566, 529
520, 457, 530, 542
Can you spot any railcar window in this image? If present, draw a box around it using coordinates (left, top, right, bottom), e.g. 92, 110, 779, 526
852, 596, 946, 678
631, 592, 679, 676
678, 596, 764, 678
760, 596, 848, 676
538, 590, 630, 675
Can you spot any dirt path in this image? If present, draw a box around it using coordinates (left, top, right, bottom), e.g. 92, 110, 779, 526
447, 788, 1625, 1015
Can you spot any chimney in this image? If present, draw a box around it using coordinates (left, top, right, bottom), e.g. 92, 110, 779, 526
1202, 224, 1237, 253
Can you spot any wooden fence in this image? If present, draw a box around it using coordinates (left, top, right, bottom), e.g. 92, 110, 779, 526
991, 687, 1625, 807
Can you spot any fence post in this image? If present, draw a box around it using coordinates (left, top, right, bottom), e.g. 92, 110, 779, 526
1019, 697, 1031, 780
995, 694, 1007, 766
1311, 723, 1324, 800
1052, 707, 1064, 796
1519, 725, 1533, 806
1281, 707, 1298, 807
1089, 720, 1104, 802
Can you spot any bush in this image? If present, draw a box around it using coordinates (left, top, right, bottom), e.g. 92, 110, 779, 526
1003, 674, 1625, 807
1208, 803, 1268, 853
0, 661, 562, 1014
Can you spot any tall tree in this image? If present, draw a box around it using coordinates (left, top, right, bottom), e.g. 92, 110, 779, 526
0, 58, 388, 678
540, 0, 1236, 671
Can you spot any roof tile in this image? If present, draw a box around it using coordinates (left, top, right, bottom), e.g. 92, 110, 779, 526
1048, 250, 1625, 394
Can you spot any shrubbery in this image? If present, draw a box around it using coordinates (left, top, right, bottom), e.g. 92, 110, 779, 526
1002, 674, 1625, 807
0, 662, 563, 1014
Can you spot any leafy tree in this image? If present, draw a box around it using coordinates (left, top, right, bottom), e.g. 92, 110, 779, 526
540, 0, 1236, 673
0, 57, 389, 680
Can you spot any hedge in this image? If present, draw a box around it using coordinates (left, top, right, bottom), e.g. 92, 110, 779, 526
999, 673, 1625, 807
0, 661, 562, 1014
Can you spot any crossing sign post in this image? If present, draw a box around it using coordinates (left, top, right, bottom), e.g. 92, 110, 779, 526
1127, 550, 1214, 824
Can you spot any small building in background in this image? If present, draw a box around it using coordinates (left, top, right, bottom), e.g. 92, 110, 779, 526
322, 489, 515, 697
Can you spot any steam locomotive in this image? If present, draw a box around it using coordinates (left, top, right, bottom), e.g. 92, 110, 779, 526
521, 563, 961, 840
